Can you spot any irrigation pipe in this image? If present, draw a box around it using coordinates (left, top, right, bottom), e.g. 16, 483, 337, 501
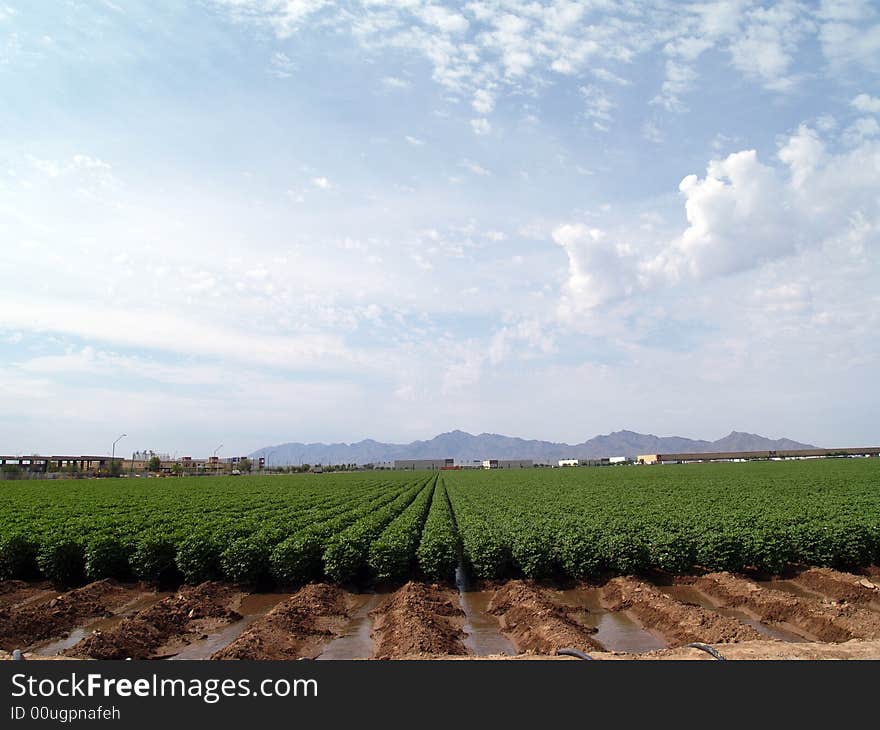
685, 642, 726, 660
556, 648, 594, 660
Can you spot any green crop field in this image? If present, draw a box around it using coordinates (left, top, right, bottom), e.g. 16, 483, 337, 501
1, 459, 878, 586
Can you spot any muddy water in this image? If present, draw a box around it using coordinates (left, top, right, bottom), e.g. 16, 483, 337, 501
170, 593, 292, 660
455, 566, 516, 656
316, 594, 380, 660
459, 590, 517, 656
33, 591, 172, 657
658, 585, 807, 643
556, 588, 666, 653
758, 579, 825, 601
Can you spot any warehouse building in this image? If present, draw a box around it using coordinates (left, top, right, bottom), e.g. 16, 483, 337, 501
394, 458, 454, 470
638, 447, 880, 465
481, 459, 533, 469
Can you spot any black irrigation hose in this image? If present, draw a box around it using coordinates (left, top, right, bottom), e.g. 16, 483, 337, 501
685, 642, 726, 660
556, 648, 594, 660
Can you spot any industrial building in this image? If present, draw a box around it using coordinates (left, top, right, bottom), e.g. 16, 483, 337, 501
393, 458, 455, 470
481, 459, 533, 469
637, 447, 880, 465
0, 455, 121, 475
558, 459, 579, 467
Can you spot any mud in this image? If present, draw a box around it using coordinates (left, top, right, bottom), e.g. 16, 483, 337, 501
371, 582, 468, 659
0, 580, 143, 651
0, 581, 57, 610
695, 572, 880, 642
792, 568, 880, 606
66, 582, 242, 659
487, 580, 604, 654
213, 584, 350, 660
601, 577, 763, 646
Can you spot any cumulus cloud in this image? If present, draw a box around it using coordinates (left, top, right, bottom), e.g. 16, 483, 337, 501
852, 93, 880, 113
555, 123, 880, 311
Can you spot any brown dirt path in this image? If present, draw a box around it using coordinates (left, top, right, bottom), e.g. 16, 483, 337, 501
487, 580, 603, 654
601, 577, 764, 646
213, 584, 350, 660
371, 582, 467, 659
695, 572, 880, 642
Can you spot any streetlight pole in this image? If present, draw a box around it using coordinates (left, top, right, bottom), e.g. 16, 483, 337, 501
213, 444, 223, 475
111, 434, 127, 476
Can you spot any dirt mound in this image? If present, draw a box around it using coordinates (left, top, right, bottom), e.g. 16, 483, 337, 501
0, 580, 134, 651
371, 582, 467, 659
68, 582, 241, 659
695, 572, 880, 642
0, 581, 56, 610
487, 580, 603, 654
794, 568, 880, 605
601, 577, 763, 646
213, 583, 348, 660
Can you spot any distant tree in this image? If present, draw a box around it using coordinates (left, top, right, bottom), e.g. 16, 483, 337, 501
239, 458, 253, 474
148, 456, 162, 472
301, 464, 310, 473
171, 463, 183, 476
109, 460, 123, 477
1, 464, 22, 480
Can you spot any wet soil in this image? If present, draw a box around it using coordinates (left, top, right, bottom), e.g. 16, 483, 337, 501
694, 572, 880, 642
792, 568, 880, 606
555, 587, 667, 653
371, 582, 468, 659
212, 584, 350, 660
487, 580, 604, 654
0, 580, 145, 651
601, 577, 764, 646
0, 581, 57, 610
66, 582, 242, 659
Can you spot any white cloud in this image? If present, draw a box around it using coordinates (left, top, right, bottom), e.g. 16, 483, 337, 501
580, 85, 614, 131
470, 117, 491, 135
381, 75, 410, 89
556, 123, 880, 310
459, 158, 491, 176
312, 176, 331, 189
404, 135, 425, 146
852, 93, 880, 113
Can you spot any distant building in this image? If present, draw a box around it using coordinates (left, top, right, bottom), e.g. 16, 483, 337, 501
637, 447, 880, 465
558, 459, 579, 467
394, 458, 454, 470
481, 459, 533, 469
609, 456, 629, 464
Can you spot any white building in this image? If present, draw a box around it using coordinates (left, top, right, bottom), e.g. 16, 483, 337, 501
558, 459, 579, 467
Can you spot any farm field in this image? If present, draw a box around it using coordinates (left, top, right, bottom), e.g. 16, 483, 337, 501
2, 459, 880, 659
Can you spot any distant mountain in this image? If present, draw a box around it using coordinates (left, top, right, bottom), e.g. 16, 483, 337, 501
251, 429, 816, 466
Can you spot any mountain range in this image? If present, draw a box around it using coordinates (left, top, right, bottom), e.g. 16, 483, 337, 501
250, 430, 816, 466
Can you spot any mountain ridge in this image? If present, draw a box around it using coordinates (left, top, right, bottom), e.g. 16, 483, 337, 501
251, 429, 816, 466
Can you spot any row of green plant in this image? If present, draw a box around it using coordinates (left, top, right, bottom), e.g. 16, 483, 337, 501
444, 459, 880, 579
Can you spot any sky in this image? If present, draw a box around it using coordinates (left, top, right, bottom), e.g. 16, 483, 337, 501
1, 0, 878, 457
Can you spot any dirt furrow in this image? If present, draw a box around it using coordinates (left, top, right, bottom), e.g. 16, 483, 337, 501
601, 577, 763, 646
792, 568, 880, 606
0, 581, 60, 611
66, 582, 241, 659
695, 572, 880, 642
213, 584, 350, 660
0, 580, 140, 651
487, 580, 603, 654
371, 582, 467, 659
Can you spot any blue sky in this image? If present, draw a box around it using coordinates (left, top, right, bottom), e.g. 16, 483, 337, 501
1, 0, 878, 456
